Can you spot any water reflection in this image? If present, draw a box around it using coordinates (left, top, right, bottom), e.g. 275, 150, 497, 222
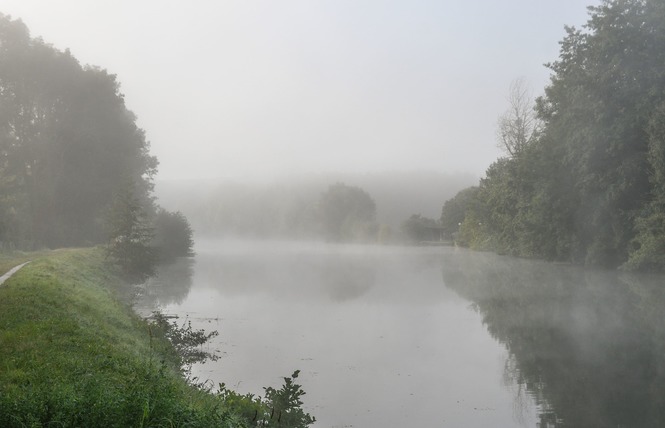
154, 241, 535, 427
318, 256, 375, 301
441, 249, 665, 428
138, 257, 195, 308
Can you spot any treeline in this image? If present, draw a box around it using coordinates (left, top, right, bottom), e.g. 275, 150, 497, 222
157, 179, 432, 244
0, 14, 192, 276
442, 0, 665, 271
156, 172, 473, 243
159, 180, 381, 243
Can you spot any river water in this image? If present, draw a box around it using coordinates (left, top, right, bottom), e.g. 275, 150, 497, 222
139, 240, 665, 428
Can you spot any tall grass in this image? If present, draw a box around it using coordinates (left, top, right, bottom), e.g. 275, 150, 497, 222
0, 248, 314, 427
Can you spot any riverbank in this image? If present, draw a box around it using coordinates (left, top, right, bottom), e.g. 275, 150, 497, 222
0, 247, 313, 427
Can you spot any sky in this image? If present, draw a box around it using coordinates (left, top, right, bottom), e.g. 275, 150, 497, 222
1, 0, 599, 181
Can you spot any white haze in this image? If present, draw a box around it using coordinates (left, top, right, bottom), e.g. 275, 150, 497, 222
1, 0, 598, 182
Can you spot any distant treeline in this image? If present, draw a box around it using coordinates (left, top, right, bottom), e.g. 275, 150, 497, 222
0, 14, 191, 267
159, 180, 379, 242
155, 171, 474, 243
442, 0, 665, 271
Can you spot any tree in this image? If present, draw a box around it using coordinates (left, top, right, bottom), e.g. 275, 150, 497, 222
152, 209, 195, 262
535, 0, 664, 266
625, 100, 665, 271
449, 0, 665, 269
440, 186, 479, 240
105, 182, 156, 283
318, 183, 376, 242
0, 13, 157, 248
401, 214, 439, 243
497, 78, 541, 157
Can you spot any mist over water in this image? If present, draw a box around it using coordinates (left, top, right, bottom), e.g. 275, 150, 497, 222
139, 240, 665, 427
3, 2, 665, 426
152, 240, 537, 427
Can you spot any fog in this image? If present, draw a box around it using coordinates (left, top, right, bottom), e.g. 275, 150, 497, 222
11, 1, 659, 426
0, 0, 599, 238
155, 170, 476, 238
139, 241, 665, 427
1, 0, 598, 182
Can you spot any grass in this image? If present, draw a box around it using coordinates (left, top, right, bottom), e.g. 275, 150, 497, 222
0, 247, 315, 427
0, 250, 49, 278
0, 248, 200, 426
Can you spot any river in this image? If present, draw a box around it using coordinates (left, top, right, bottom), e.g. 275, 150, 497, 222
138, 240, 665, 427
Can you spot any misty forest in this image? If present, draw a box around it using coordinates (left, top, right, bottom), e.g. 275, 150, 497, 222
3, 1, 665, 427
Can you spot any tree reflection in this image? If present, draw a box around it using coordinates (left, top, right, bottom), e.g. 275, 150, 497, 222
441, 249, 665, 428
320, 255, 376, 302
139, 257, 195, 308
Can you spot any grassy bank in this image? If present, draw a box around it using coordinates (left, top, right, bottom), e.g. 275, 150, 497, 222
0, 248, 313, 427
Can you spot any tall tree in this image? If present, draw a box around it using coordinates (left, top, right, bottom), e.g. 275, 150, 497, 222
318, 183, 376, 242
440, 186, 479, 241
496, 78, 541, 158
105, 181, 156, 283
450, 0, 665, 268
0, 14, 157, 248
401, 214, 439, 243
536, 0, 664, 266
625, 100, 665, 270
152, 209, 195, 262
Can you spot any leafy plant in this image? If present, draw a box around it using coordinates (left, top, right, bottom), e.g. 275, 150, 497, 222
152, 208, 195, 262
105, 181, 156, 283
148, 311, 219, 377
216, 370, 315, 428
261, 370, 315, 427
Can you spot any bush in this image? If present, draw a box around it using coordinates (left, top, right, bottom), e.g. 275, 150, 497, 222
153, 209, 195, 262
105, 183, 156, 283
401, 214, 439, 243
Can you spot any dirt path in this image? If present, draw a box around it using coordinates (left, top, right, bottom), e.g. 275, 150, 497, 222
0, 262, 30, 286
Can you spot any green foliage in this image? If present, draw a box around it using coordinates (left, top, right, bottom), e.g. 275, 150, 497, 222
0, 249, 315, 427
148, 311, 219, 376
105, 182, 156, 283
217, 370, 316, 428
318, 182, 377, 242
535, 0, 663, 266
457, 211, 489, 250
152, 208, 195, 262
401, 214, 439, 243
0, 14, 157, 249
0, 250, 199, 427
261, 371, 315, 427
447, 0, 665, 269
215, 370, 315, 428
626, 101, 665, 271
440, 186, 479, 240
624, 209, 665, 271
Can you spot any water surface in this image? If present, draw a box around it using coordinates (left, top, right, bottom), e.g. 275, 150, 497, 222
140, 240, 665, 427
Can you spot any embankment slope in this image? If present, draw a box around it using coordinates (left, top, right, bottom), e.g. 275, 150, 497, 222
0, 248, 237, 427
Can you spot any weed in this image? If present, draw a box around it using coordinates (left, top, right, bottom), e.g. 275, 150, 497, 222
147, 311, 219, 377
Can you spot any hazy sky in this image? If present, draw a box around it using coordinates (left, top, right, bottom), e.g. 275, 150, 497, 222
2, 1, 598, 181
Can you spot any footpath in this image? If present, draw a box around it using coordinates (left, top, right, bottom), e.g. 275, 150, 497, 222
0, 262, 30, 286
